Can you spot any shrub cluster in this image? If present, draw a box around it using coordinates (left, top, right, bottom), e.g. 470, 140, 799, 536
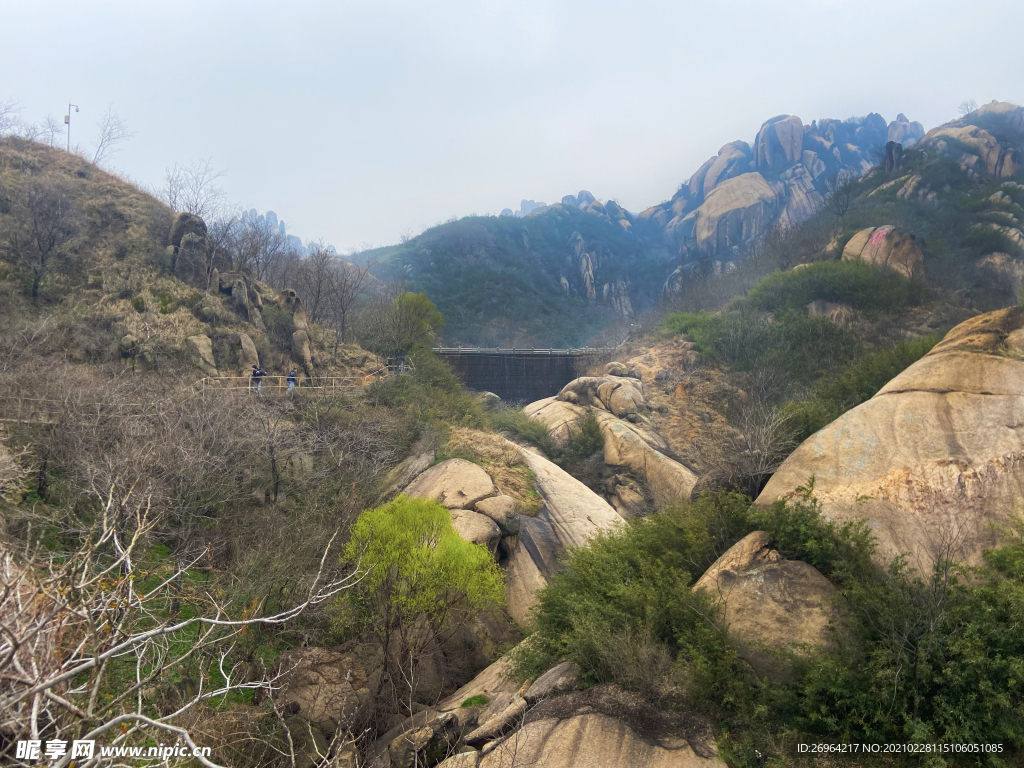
519, 488, 1024, 766
742, 259, 930, 314
657, 309, 857, 386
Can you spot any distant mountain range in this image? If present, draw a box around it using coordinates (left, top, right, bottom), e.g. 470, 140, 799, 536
359, 102, 1021, 347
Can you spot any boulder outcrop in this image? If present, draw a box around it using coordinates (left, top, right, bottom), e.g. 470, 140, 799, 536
919, 102, 1023, 178
755, 115, 803, 172
504, 446, 623, 624
238, 332, 260, 371
406, 459, 497, 510
693, 173, 778, 254
887, 113, 925, 146
841, 225, 924, 279
186, 335, 218, 376
277, 647, 371, 734
527, 375, 698, 509
694, 532, 839, 679
450, 509, 502, 554
168, 212, 207, 252
757, 307, 1024, 570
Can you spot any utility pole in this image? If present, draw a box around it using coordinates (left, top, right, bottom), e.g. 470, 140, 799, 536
65, 102, 79, 152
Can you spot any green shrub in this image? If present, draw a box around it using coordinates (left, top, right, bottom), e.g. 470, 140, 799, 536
742, 259, 930, 314
461, 694, 489, 708
489, 406, 554, 453
783, 336, 938, 440
367, 348, 484, 427
523, 485, 1024, 766
559, 413, 603, 462
521, 490, 752, 695
657, 309, 857, 387
130, 296, 146, 313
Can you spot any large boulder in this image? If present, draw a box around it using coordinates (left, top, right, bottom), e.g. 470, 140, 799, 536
841, 225, 924, 279
238, 332, 260, 371
594, 412, 697, 508
168, 211, 207, 251
292, 329, 315, 378
503, 445, 623, 624
694, 532, 839, 679
692, 173, 779, 253
405, 459, 497, 510
557, 375, 645, 418
523, 397, 588, 448
757, 307, 1024, 570
754, 114, 804, 172
887, 113, 925, 146
277, 647, 371, 735
186, 335, 218, 377
450, 509, 501, 554
474, 495, 520, 537
474, 686, 724, 768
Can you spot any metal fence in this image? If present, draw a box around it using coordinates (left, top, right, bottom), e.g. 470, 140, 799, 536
197, 363, 391, 395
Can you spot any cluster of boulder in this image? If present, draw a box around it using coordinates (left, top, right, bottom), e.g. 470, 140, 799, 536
918, 100, 1022, 180
636, 111, 924, 259
164, 211, 327, 380
501, 190, 634, 233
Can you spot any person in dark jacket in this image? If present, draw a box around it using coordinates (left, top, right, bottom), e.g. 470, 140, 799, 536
287, 369, 297, 392
250, 365, 266, 393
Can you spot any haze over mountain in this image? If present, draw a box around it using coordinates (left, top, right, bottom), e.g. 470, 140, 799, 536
2, 1, 1021, 251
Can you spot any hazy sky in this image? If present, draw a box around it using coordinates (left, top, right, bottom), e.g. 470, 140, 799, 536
3, 0, 1022, 251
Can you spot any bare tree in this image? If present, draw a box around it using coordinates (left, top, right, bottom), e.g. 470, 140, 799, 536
957, 99, 979, 118
42, 115, 63, 148
0, 99, 19, 135
821, 171, 855, 223
0, 486, 359, 768
230, 214, 288, 281
329, 258, 374, 353
4, 176, 82, 300
164, 158, 226, 219
91, 105, 134, 166
293, 242, 336, 324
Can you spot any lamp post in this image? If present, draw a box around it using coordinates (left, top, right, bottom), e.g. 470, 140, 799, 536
65, 102, 79, 153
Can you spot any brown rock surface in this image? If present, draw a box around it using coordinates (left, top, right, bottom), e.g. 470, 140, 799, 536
694, 532, 839, 678
693, 172, 778, 253
503, 445, 623, 624
918, 119, 1020, 178
476, 687, 725, 768
594, 411, 697, 507
523, 397, 588, 448
450, 509, 502, 554
405, 458, 497, 510
186, 335, 218, 376
278, 647, 370, 734
475, 495, 520, 536
238, 332, 260, 371
841, 225, 924, 279
757, 307, 1024, 570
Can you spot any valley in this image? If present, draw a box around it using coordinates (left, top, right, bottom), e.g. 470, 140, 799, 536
1, 98, 1024, 768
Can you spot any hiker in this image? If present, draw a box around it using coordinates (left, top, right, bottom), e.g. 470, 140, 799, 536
287, 369, 297, 392
250, 365, 266, 393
